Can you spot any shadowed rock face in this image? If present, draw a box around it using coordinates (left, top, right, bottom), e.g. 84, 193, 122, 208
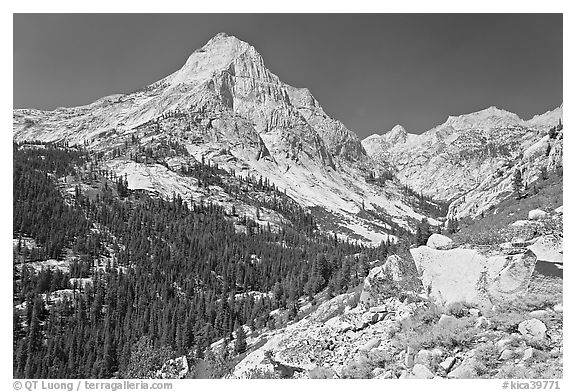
410, 246, 537, 307
359, 255, 422, 307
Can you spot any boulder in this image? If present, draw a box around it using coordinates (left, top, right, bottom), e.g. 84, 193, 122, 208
411, 364, 435, 379
324, 317, 354, 332
360, 338, 381, 352
522, 347, 534, 361
528, 235, 563, 264
439, 356, 456, 372
353, 319, 369, 331
468, 308, 481, 317
511, 220, 530, 227
359, 255, 421, 307
411, 246, 537, 306
511, 237, 531, 247
415, 349, 432, 366
496, 338, 512, 353
395, 301, 421, 321
369, 305, 388, 313
499, 349, 516, 360
372, 367, 385, 378
518, 319, 547, 341
404, 347, 415, 368
438, 314, 458, 328
528, 310, 551, 319
553, 303, 563, 313
528, 209, 548, 220
345, 330, 358, 340
361, 312, 381, 324
426, 234, 454, 249
309, 292, 356, 323
475, 316, 491, 329
447, 357, 479, 379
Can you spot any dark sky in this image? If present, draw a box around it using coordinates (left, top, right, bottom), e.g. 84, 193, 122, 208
13, 14, 562, 137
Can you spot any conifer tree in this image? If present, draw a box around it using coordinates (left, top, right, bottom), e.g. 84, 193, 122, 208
234, 326, 247, 355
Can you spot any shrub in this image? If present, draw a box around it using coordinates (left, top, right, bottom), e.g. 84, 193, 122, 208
308, 366, 336, 379
394, 316, 478, 351
366, 349, 393, 368
496, 360, 562, 379
446, 301, 474, 318
473, 343, 501, 377
341, 357, 373, 379
486, 311, 526, 333
243, 367, 279, 379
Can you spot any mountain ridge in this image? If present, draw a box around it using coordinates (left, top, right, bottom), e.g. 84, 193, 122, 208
14, 32, 434, 244
13, 32, 563, 233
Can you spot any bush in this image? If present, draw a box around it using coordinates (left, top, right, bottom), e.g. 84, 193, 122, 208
496, 360, 562, 379
446, 301, 474, 318
394, 316, 478, 351
243, 367, 279, 379
486, 311, 526, 333
473, 343, 501, 377
341, 357, 373, 379
308, 366, 336, 379
366, 349, 393, 368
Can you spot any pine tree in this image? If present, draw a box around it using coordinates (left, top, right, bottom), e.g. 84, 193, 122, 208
512, 169, 523, 199
234, 326, 247, 355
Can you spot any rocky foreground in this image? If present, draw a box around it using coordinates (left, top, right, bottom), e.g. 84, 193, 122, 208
216, 207, 563, 379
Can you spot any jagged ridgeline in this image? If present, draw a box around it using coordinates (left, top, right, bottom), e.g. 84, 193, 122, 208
13, 144, 402, 378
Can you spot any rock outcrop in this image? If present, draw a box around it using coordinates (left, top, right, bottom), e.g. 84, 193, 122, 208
426, 233, 454, 249
518, 319, 548, 341
528, 235, 563, 264
410, 246, 537, 306
359, 255, 422, 307
529, 209, 549, 220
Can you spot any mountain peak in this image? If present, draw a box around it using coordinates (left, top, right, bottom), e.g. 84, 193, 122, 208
164, 33, 258, 86
389, 124, 407, 135
203, 32, 249, 49
524, 104, 563, 128
442, 106, 522, 130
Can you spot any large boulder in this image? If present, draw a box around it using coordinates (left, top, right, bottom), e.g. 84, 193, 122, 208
528, 209, 549, 220
411, 364, 435, 379
359, 338, 381, 352
308, 292, 356, 323
359, 255, 422, 307
324, 316, 353, 332
438, 314, 458, 328
528, 235, 563, 264
518, 319, 547, 341
439, 356, 456, 372
410, 246, 537, 306
447, 355, 480, 379
426, 233, 454, 249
